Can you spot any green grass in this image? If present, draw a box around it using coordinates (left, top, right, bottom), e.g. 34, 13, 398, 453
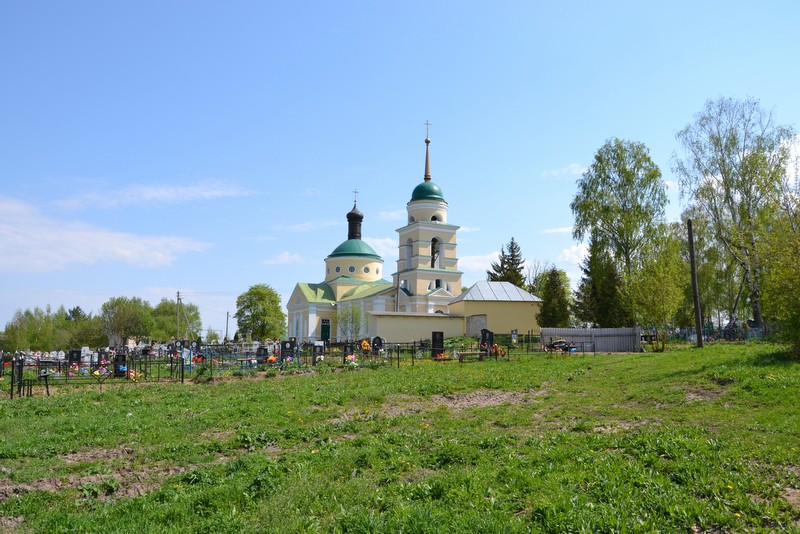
1, 342, 799, 532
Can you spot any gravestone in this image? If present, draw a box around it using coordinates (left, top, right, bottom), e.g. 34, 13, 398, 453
431, 331, 444, 358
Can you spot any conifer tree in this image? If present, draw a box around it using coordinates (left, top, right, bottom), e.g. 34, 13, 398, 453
573, 234, 632, 327
487, 237, 526, 288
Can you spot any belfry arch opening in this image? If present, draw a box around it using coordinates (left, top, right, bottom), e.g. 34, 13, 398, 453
431, 238, 441, 268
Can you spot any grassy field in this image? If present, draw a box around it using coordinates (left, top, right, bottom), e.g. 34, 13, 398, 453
1, 342, 799, 533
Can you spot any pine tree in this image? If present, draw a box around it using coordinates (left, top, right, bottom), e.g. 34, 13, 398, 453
573, 235, 632, 327
487, 237, 526, 288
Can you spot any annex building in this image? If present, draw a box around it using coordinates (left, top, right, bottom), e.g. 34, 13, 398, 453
286, 136, 541, 343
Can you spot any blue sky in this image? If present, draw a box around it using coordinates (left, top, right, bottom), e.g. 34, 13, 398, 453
2, 1, 799, 339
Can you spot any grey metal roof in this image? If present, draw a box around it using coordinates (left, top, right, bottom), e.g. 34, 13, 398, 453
450, 281, 541, 304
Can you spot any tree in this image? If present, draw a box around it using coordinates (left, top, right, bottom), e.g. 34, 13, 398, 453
674, 97, 795, 329
625, 224, 685, 351
234, 284, 286, 341
758, 143, 800, 354
101, 296, 154, 346
571, 138, 667, 276
69, 313, 107, 348
674, 208, 742, 331
205, 327, 220, 344
151, 298, 202, 342
525, 260, 550, 297
336, 302, 362, 341
487, 237, 526, 288
572, 234, 631, 327
536, 267, 572, 328
3, 305, 107, 351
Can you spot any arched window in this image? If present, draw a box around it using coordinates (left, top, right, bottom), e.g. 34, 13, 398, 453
430, 238, 440, 268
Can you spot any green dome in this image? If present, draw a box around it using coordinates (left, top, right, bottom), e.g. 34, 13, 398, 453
328, 239, 381, 259
411, 181, 445, 201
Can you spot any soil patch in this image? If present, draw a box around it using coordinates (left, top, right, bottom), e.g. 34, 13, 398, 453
0, 464, 192, 503
332, 389, 546, 423
593, 420, 651, 434
62, 446, 135, 464
685, 387, 725, 402
0, 515, 24, 531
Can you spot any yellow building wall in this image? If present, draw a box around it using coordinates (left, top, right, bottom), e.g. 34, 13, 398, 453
369, 313, 464, 342
448, 300, 541, 335
324, 258, 385, 283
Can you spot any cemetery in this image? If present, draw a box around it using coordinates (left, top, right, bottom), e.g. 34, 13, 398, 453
2, 328, 551, 398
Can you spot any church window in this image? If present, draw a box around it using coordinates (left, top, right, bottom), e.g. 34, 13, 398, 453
363, 266, 370, 274
435, 279, 442, 289
376, 267, 380, 275
348, 266, 356, 273
431, 215, 439, 222
335, 266, 341, 273
404, 238, 412, 270
409, 216, 415, 223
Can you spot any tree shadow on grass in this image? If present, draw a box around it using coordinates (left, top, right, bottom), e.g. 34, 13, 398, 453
748, 348, 799, 367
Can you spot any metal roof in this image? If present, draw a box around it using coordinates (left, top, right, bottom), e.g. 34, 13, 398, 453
450, 281, 541, 304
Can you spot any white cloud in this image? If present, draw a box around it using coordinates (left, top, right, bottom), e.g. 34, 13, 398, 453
378, 209, 406, 221
458, 252, 498, 273
541, 226, 573, 234
263, 252, 305, 266
283, 220, 339, 232
458, 226, 481, 233
54, 179, 252, 210
664, 180, 679, 191
541, 163, 586, 179
0, 196, 209, 273
557, 243, 588, 265
363, 237, 398, 260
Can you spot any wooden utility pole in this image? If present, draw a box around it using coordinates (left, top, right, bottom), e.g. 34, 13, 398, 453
687, 219, 704, 348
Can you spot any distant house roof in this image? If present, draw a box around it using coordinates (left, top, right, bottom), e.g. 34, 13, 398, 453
450, 281, 541, 304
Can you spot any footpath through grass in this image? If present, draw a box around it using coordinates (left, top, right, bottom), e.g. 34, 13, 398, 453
1, 342, 799, 532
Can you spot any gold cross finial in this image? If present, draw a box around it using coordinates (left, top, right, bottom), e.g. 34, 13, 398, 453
424, 120, 431, 138
353, 189, 358, 204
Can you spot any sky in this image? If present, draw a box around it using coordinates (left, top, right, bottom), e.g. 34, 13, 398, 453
2, 1, 799, 340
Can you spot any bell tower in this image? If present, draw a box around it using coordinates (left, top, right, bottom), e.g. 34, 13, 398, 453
393, 133, 462, 313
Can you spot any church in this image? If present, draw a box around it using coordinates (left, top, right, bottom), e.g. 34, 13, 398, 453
286, 136, 541, 343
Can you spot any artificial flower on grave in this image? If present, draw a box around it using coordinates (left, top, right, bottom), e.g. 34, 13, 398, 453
361, 339, 371, 352
267, 356, 277, 364
434, 352, 447, 360
491, 344, 506, 357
